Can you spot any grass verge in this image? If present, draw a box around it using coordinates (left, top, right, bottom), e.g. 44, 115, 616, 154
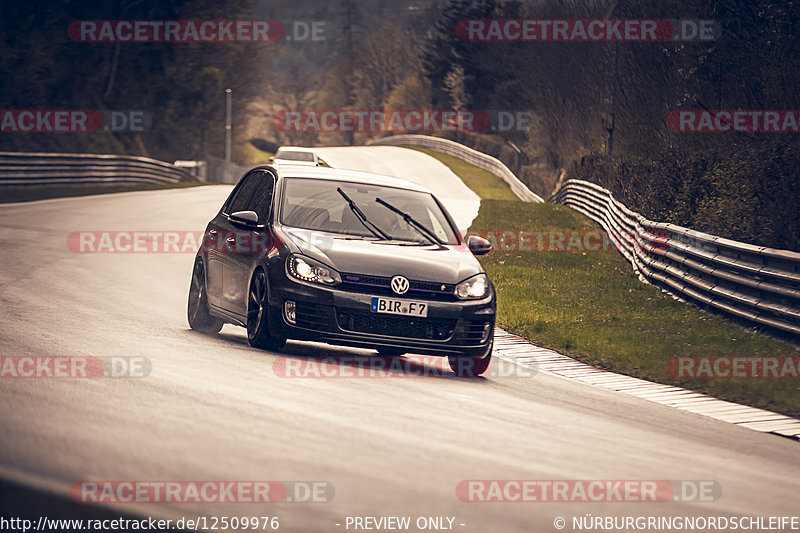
423, 147, 800, 418
0, 181, 217, 204
408, 147, 518, 201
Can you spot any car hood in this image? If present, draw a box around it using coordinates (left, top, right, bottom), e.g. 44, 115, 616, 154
280, 227, 483, 283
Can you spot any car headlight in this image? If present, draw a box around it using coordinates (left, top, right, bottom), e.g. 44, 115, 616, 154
287, 255, 341, 286
455, 274, 490, 299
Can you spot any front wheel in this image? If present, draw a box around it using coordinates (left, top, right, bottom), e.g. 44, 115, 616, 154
187, 259, 223, 334
247, 269, 286, 351
448, 332, 493, 377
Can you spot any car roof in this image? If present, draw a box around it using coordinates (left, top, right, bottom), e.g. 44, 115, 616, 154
275, 146, 317, 153
248, 164, 432, 194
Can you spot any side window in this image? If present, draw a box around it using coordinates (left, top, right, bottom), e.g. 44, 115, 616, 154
226, 173, 260, 215
252, 171, 276, 223
224, 171, 275, 224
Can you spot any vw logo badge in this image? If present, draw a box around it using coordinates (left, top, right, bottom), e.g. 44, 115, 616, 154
390, 275, 410, 295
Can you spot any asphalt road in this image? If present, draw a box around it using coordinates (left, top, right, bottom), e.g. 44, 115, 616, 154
0, 150, 798, 532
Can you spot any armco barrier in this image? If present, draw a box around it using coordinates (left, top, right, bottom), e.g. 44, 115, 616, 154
551, 179, 800, 336
0, 152, 198, 186
367, 135, 543, 203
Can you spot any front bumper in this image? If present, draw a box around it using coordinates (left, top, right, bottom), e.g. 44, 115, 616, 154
268, 279, 496, 357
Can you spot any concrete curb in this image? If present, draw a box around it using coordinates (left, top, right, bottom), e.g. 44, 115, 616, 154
492, 327, 800, 441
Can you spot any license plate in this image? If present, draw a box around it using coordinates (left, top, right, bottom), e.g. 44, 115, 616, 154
371, 297, 428, 317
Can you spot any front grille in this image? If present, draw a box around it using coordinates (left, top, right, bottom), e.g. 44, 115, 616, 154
336, 310, 457, 340
342, 274, 388, 288
453, 320, 491, 344
341, 273, 456, 300
295, 302, 333, 331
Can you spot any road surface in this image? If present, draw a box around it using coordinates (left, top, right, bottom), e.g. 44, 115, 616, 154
0, 151, 798, 532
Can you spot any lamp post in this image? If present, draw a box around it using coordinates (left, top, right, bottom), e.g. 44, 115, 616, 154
225, 88, 232, 162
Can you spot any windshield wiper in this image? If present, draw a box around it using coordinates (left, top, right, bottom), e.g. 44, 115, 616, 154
375, 197, 447, 249
336, 188, 391, 241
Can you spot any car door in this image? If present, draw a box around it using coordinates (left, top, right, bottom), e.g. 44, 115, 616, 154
220, 170, 276, 315
205, 179, 251, 309
206, 172, 259, 311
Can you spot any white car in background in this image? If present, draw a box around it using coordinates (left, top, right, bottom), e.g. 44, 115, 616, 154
271, 146, 320, 166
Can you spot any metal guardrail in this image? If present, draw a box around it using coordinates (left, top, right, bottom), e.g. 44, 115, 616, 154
552, 179, 800, 336
367, 134, 543, 203
0, 152, 198, 186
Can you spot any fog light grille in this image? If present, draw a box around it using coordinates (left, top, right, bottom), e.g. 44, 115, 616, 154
284, 300, 296, 325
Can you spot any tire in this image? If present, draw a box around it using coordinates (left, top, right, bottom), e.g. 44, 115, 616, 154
187, 258, 224, 334
448, 331, 493, 377
247, 268, 286, 351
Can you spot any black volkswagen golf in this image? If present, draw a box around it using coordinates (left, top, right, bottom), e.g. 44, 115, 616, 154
187, 164, 496, 375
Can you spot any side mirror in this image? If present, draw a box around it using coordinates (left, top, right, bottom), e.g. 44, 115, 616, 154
467, 235, 492, 255
268, 156, 275, 162
229, 210, 259, 228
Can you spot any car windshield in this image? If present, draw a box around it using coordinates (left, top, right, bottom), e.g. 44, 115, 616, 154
280, 178, 459, 244
276, 150, 315, 162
